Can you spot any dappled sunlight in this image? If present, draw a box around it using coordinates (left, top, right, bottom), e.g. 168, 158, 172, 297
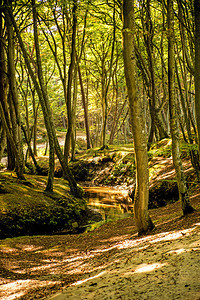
41, 247, 79, 256
20, 245, 43, 252
168, 248, 186, 255
125, 262, 167, 275
27, 263, 59, 273
0, 210, 199, 299
0, 279, 60, 300
149, 227, 195, 244
3, 291, 24, 300
0, 244, 19, 253
83, 225, 199, 256
72, 271, 106, 286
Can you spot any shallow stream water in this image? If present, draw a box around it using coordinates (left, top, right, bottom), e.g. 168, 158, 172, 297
84, 186, 133, 223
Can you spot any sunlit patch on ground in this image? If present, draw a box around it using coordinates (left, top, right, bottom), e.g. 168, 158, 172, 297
0, 279, 61, 300
123, 262, 167, 275
72, 271, 106, 286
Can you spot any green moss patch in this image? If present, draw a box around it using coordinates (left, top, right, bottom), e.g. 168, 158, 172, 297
0, 173, 86, 239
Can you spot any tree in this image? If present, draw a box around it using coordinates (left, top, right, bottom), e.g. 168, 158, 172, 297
167, 0, 194, 215
7, 1, 83, 197
0, 0, 25, 180
122, 0, 154, 235
194, 0, 200, 158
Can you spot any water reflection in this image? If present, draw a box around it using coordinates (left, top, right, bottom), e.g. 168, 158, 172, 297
84, 186, 133, 222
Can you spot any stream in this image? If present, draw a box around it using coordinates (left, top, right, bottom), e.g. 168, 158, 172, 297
84, 186, 133, 224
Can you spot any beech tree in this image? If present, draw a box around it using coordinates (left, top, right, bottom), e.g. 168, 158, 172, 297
195, 0, 200, 158
167, 0, 194, 215
122, 0, 154, 235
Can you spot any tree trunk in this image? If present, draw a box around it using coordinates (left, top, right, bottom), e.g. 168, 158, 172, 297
5, 2, 25, 179
0, 7, 7, 162
194, 0, 200, 158
78, 64, 91, 149
0, 127, 6, 161
122, 0, 154, 235
168, 0, 194, 215
32, 0, 54, 192
64, 0, 77, 160
101, 4, 116, 148
21, 125, 42, 174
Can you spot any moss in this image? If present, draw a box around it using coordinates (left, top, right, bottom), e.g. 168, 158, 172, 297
149, 139, 172, 158
149, 180, 179, 208
0, 173, 87, 239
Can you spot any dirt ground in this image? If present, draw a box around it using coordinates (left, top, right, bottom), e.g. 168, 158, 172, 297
0, 193, 199, 300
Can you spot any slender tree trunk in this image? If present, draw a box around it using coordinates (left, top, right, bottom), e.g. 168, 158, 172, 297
0, 6, 7, 162
0, 127, 6, 160
32, 0, 54, 192
194, 0, 200, 158
31, 88, 38, 156
168, 0, 194, 215
78, 64, 91, 149
21, 125, 42, 174
64, 0, 77, 160
4, 2, 25, 179
144, 0, 156, 148
122, 0, 154, 235
71, 62, 78, 161
101, 4, 116, 148
0, 101, 24, 177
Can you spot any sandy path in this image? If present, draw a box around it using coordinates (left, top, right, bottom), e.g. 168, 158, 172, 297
48, 223, 200, 300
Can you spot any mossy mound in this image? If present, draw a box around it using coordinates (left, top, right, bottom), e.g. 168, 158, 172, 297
149, 180, 179, 208
0, 173, 87, 239
129, 180, 179, 209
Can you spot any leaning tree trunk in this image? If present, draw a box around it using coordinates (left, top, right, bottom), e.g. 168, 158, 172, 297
122, 0, 154, 235
168, 0, 194, 215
